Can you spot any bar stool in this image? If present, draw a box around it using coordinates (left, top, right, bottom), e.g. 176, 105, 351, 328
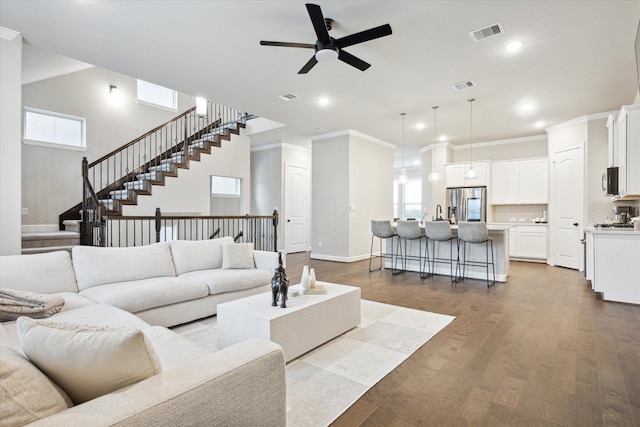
424, 221, 458, 283
369, 220, 397, 272
394, 220, 427, 277
456, 221, 495, 287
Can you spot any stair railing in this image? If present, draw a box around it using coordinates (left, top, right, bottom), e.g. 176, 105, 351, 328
85, 102, 250, 206
100, 208, 279, 251
80, 158, 106, 246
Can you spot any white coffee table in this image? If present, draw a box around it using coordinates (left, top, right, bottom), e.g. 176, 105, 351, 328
217, 281, 361, 362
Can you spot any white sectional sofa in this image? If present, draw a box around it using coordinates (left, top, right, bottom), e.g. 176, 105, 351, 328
0, 238, 285, 426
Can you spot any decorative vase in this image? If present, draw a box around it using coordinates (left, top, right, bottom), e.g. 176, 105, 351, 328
301, 265, 310, 290
309, 268, 316, 289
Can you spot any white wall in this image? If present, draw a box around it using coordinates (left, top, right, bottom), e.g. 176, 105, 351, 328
452, 136, 548, 163
21, 66, 191, 225
0, 31, 22, 255
311, 130, 393, 262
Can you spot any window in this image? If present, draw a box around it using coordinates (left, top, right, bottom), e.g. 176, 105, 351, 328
23, 108, 85, 149
394, 177, 422, 220
136, 79, 177, 111
211, 176, 241, 196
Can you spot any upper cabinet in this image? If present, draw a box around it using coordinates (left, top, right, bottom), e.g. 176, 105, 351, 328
445, 161, 490, 187
614, 104, 640, 199
491, 158, 548, 205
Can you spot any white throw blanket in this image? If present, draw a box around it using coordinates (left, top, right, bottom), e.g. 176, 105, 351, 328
0, 288, 65, 321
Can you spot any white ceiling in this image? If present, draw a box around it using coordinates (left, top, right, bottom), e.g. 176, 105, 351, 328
2, 1, 639, 168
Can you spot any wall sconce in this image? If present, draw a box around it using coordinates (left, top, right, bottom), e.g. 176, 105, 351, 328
196, 97, 207, 115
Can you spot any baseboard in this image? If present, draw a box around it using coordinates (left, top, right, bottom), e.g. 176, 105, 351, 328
21, 224, 59, 233
310, 252, 370, 263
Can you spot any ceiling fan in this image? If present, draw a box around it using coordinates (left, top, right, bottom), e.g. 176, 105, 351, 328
260, 3, 392, 74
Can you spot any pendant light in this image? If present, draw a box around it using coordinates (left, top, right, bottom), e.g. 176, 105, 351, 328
465, 98, 478, 180
427, 106, 442, 184
398, 113, 409, 185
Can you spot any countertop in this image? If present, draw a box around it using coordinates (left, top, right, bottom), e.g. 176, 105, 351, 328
493, 222, 548, 227
393, 222, 512, 231
583, 226, 640, 236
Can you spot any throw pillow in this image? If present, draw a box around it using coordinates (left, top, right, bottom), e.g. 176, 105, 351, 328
0, 334, 71, 426
0, 288, 65, 322
16, 317, 162, 404
222, 243, 255, 269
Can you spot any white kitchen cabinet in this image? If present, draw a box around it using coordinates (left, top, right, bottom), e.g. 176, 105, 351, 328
445, 161, 489, 187
588, 230, 640, 304
606, 114, 616, 168
491, 158, 548, 204
614, 104, 640, 199
491, 161, 519, 204
509, 225, 547, 262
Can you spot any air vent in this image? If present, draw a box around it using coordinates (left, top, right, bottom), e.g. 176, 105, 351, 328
279, 93, 299, 101
469, 23, 504, 42
313, 127, 326, 132
451, 80, 476, 91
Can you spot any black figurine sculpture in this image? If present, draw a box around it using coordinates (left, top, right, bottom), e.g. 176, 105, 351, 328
271, 252, 289, 308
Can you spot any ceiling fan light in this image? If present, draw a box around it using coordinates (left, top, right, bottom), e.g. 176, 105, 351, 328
428, 170, 442, 184
315, 48, 339, 62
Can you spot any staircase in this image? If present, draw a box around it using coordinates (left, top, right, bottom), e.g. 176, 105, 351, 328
58, 102, 254, 243
21, 221, 80, 254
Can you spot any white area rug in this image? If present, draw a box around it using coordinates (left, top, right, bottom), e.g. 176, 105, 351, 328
172, 300, 455, 427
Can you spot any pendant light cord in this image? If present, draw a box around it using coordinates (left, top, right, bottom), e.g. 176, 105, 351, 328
432, 106, 438, 171
401, 112, 406, 169
468, 98, 475, 167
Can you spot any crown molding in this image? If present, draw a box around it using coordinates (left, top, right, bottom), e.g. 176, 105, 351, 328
545, 110, 618, 132
311, 129, 394, 149
0, 27, 20, 41
251, 142, 311, 152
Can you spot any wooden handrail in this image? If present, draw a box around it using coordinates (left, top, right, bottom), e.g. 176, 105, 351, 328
88, 106, 196, 167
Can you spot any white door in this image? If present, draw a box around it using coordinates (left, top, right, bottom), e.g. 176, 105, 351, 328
284, 164, 308, 253
550, 144, 584, 270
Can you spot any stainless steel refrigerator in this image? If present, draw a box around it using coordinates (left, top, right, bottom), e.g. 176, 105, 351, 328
446, 186, 487, 222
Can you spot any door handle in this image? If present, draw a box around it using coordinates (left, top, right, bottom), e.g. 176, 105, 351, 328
287, 219, 291, 222
573, 222, 579, 227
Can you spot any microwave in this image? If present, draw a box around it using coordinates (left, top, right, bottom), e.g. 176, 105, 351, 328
603, 166, 619, 196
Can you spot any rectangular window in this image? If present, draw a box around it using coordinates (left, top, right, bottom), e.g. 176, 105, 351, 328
23, 108, 85, 148
394, 177, 422, 220
137, 79, 177, 111
211, 176, 241, 196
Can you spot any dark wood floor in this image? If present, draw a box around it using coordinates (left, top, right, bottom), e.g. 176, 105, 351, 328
284, 252, 640, 427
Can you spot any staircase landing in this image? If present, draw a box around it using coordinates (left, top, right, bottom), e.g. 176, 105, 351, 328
22, 230, 80, 254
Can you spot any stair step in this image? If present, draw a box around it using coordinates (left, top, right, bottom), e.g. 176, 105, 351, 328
122, 180, 147, 190
161, 153, 185, 165
148, 163, 174, 173
109, 189, 130, 199
99, 199, 114, 210
136, 172, 160, 181
62, 220, 80, 232
22, 231, 80, 249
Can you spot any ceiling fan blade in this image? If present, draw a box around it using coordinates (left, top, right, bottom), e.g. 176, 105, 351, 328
306, 3, 331, 44
338, 50, 371, 71
336, 24, 392, 49
298, 56, 318, 74
260, 41, 316, 49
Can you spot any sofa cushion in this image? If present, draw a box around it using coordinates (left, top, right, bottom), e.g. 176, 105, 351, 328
0, 251, 78, 293
169, 236, 234, 275
222, 243, 255, 269
0, 340, 71, 426
179, 269, 273, 295
17, 317, 162, 405
79, 277, 210, 314
51, 304, 151, 329
72, 242, 176, 291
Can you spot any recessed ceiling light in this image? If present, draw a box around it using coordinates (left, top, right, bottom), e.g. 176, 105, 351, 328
520, 103, 534, 112
505, 41, 524, 53
439, 135, 448, 142
318, 97, 329, 106
416, 123, 425, 130
535, 121, 545, 128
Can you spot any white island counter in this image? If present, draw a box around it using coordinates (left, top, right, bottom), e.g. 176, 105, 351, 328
386, 223, 512, 282
584, 227, 640, 304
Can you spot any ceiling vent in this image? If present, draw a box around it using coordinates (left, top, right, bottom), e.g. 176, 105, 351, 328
279, 93, 299, 101
451, 80, 476, 91
469, 23, 504, 42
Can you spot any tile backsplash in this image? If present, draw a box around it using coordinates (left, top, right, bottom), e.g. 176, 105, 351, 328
588, 200, 640, 225
492, 204, 548, 223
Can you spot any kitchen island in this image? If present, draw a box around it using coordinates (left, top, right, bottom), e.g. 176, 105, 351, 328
386, 223, 511, 282
584, 227, 640, 304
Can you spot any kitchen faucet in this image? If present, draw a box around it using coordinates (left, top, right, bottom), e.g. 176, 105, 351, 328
436, 204, 443, 221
